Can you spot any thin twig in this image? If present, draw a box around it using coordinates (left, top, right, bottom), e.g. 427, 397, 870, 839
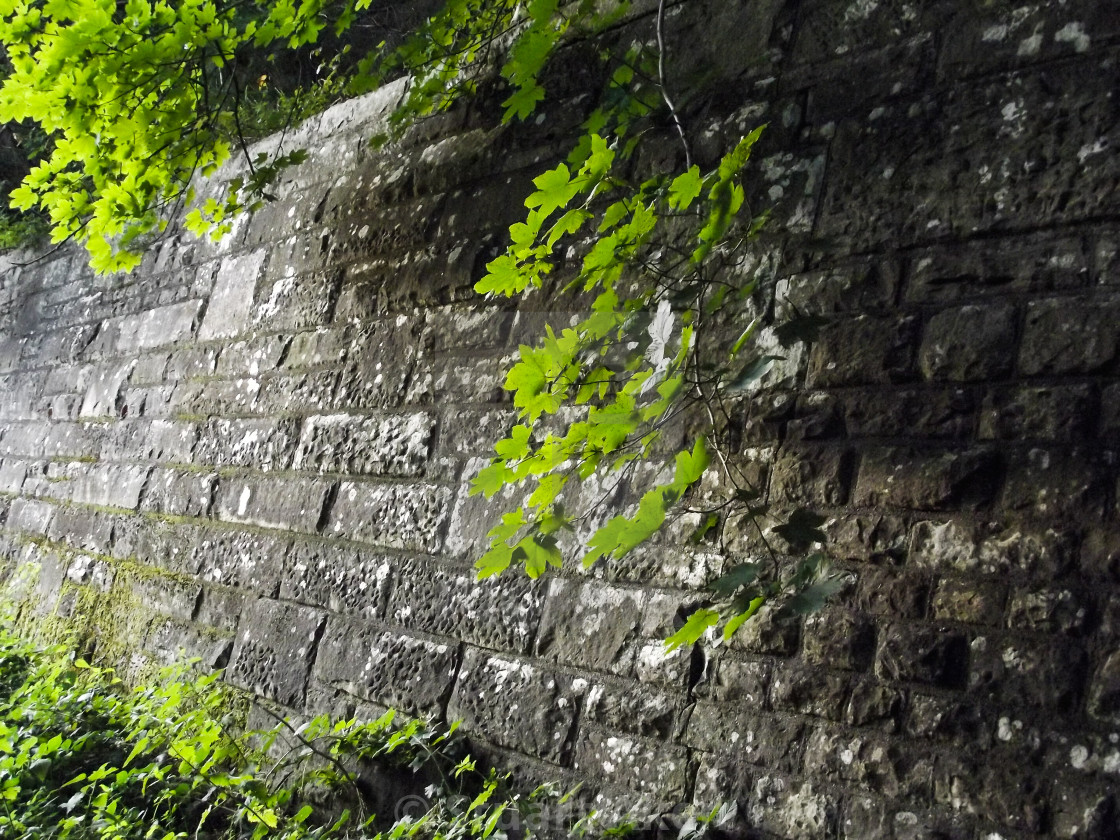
656, 0, 691, 168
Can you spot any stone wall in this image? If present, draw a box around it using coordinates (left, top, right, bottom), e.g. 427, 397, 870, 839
1, 1, 1119, 837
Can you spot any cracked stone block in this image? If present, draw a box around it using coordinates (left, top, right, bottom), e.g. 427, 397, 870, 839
391, 558, 543, 653
79, 361, 135, 418
199, 250, 267, 339
280, 541, 391, 620
228, 598, 325, 708
215, 475, 332, 534
328, 481, 451, 553
293, 412, 434, 477
312, 616, 459, 715
448, 648, 581, 763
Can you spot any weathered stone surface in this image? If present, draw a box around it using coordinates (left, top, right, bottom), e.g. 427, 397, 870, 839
854, 447, 1000, 510
447, 648, 581, 764
292, 412, 434, 477
808, 315, 918, 387
875, 624, 969, 689
327, 481, 450, 553
980, 385, 1096, 441
969, 636, 1087, 715
390, 558, 543, 653
1087, 650, 1120, 725
931, 577, 1006, 626
312, 617, 458, 715
918, 303, 1017, 381
215, 475, 332, 533
770, 663, 851, 720
281, 541, 391, 620
228, 598, 325, 708
1019, 297, 1120, 375
582, 681, 685, 740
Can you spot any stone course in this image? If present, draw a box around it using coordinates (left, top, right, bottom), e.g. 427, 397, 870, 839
1, 0, 1119, 837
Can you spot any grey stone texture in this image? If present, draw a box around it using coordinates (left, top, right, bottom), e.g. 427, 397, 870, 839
1, 1, 1119, 837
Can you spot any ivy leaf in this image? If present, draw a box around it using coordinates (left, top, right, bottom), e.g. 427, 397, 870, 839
722, 594, 766, 640
470, 461, 512, 498
781, 575, 846, 617
724, 355, 783, 393
707, 562, 761, 597
773, 508, 828, 549
667, 165, 702, 210
475, 542, 515, 579
664, 608, 719, 652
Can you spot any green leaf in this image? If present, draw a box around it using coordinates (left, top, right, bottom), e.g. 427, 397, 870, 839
724, 355, 783, 392
722, 595, 765, 640
707, 562, 761, 597
667, 165, 702, 210
782, 575, 846, 616
664, 608, 719, 652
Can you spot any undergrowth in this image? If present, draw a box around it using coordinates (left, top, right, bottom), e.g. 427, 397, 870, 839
0, 618, 736, 839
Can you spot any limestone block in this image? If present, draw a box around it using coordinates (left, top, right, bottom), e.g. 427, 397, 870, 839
535, 578, 648, 672
292, 412, 434, 477
769, 663, 852, 720
115, 300, 203, 353
79, 361, 135, 418
194, 417, 299, 470
328, 481, 451, 553
252, 268, 343, 332
769, 445, 852, 506
808, 315, 918, 386
1000, 446, 1109, 519
448, 648, 582, 763
7, 498, 55, 535
390, 558, 543, 653
1020, 297, 1120, 375
140, 468, 216, 517
311, 617, 458, 715
802, 730, 932, 800
856, 567, 930, 619
1087, 650, 1120, 725
1007, 587, 1088, 635
582, 681, 685, 740
199, 250, 266, 339
728, 604, 801, 656
280, 541, 391, 621
0, 459, 26, 493
930, 577, 1006, 626
802, 608, 876, 671
682, 704, 806, 772
875, 624, 969, 689
214, 335, 288, 376
215, 475, 332, 534
845, 678, 903, 728
142, 419, 199, 463
969, 636, 1087, 714
46, 506, 114, 554
745, 775, 838, 840
918, 303, 1017, 381
573, 728, 690, 800
903, 693, 986, 745
694, 656, 772, 706
980, 385, 1095, 441
67, 464, 150, 510
228, 598, 325, 708
854, 446, 1001, 510
195, 526, 291, 595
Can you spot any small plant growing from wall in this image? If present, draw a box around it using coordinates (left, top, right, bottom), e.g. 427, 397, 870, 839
0, 0, 842, 645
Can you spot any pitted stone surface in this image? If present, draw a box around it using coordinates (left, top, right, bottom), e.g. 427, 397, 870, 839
228, 597, 325, 708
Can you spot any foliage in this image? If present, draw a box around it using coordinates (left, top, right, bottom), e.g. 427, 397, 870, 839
0, 619, 705, 839
0, 0, 374, 271
0, 0, 843, 644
